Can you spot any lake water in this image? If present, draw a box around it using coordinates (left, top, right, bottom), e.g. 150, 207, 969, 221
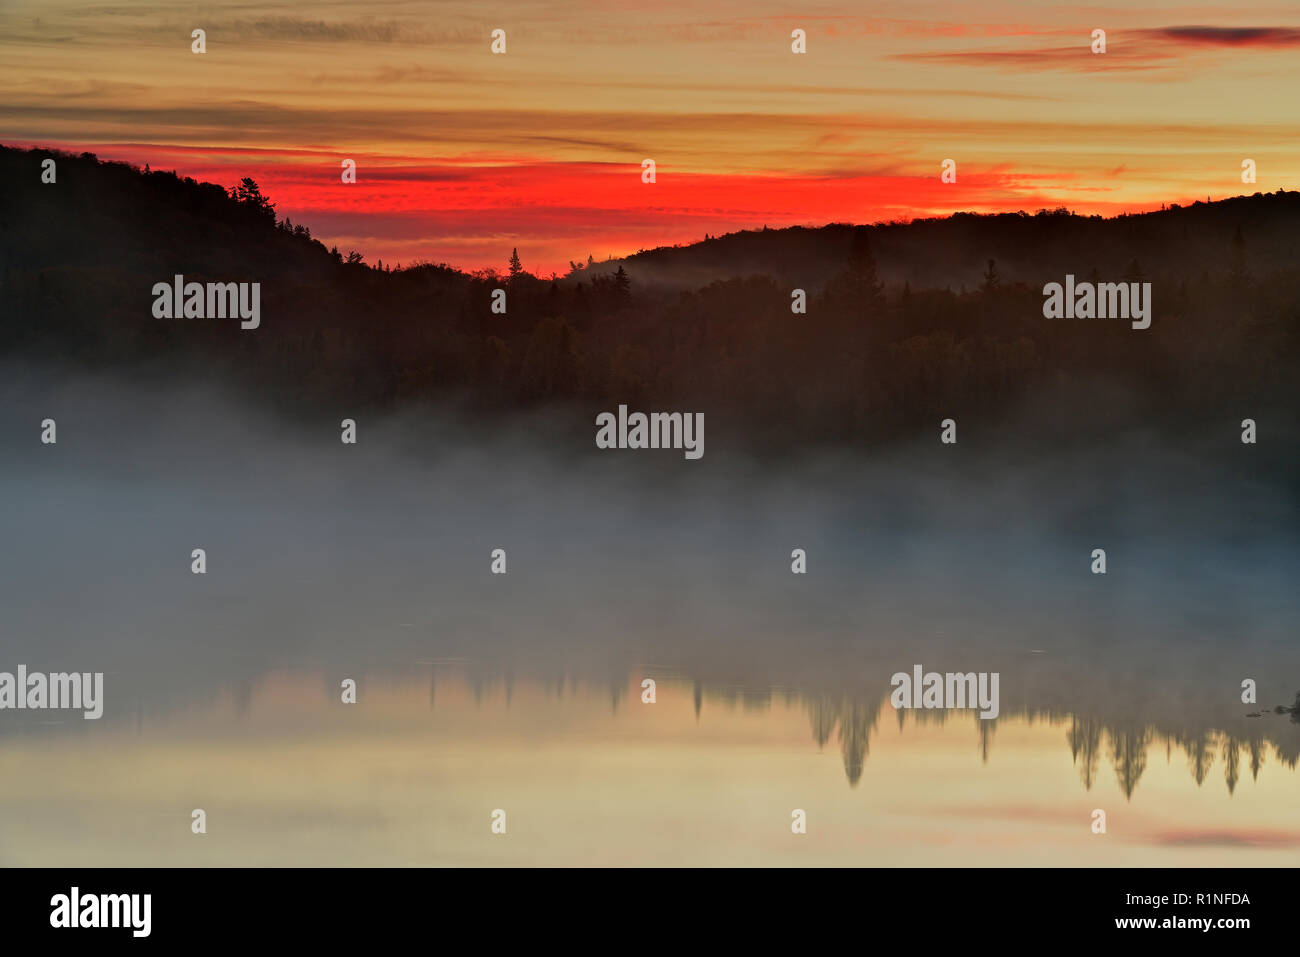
1, 369, 1296, 866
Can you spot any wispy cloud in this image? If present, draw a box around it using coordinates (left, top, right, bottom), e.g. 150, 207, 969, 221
892, 43, 1172, 73
895, 24, 1300, 73
224, 17, 477, 45
1152, 25, 1300, 47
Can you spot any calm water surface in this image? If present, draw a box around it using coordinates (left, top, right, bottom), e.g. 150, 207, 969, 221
1, 374, 1296, 865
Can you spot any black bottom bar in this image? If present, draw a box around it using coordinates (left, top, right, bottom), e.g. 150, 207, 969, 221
0, 867, 1280, 944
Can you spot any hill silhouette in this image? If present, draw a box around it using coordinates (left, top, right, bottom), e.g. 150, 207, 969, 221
580, 192, 1300, 294
2, 144, 1297, 460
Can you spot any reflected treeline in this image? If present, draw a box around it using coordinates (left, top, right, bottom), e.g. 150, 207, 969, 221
701, 682, 1298, 796
6, 661, 1296, 803
807, 695, 880, 786
354, 668, 1300, 795
1067, 721, 1287, 798
462, 670, 1300, 796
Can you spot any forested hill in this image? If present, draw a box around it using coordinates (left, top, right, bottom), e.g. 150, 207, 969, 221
2, 144, 1297, 456
596, 190, 1300, 293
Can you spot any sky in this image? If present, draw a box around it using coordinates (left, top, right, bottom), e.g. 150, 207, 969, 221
2, 0, 1299, 274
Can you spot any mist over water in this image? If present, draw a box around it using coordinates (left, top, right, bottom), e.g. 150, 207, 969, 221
1, 365, 1297, 863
